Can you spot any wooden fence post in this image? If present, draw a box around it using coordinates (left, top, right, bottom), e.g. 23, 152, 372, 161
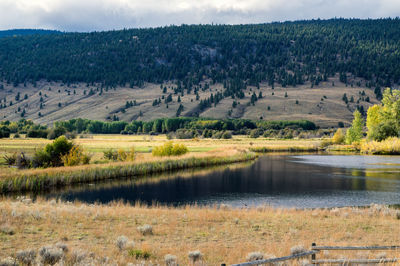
311, 243, 316, 261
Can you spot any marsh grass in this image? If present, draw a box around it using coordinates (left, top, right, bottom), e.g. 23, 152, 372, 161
250, 146, 319, 152
0, 149, 257, 193
361, 137, 400, 155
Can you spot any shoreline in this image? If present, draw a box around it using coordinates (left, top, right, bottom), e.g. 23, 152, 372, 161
0, 150, 257, 193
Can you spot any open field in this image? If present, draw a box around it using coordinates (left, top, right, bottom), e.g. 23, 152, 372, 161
0, 76, 378, 127
0, 199, 399, 265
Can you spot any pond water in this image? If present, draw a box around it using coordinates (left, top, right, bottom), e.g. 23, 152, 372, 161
45, 154, 400, 208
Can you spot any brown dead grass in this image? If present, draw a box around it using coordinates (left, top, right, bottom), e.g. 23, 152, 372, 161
0, 199, 399, 265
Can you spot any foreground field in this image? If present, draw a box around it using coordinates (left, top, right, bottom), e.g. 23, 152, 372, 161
0, 199, 399, 265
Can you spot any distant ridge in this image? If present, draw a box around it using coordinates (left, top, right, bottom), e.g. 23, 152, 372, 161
0, 29, 61, 38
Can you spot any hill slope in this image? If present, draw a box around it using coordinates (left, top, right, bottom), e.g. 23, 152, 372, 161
0, 19, 397, 126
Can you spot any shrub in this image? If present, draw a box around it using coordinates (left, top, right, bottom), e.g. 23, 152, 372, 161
320, 139, 332, 149
61, 146, 91, 166
152, 142, 188, 157
164, 254, 177, 266
47, 126, 67, 140
16, 249, 36, 265
33, 136, 74, 167
39, 246, 64, 265
13, 133, 20, 139
221, 131, 232, 139
137, 224, 153, 236
3, 153, 17, 166
0, 126, 11, 138
249, 129, 262, 138
188, 251, 203, 264
369, 121, 398, 141
361, 137, 400, 155
116, 235, 128, 251
26, 129, 48, 138
246, 252, 264, 262
290, 245, 307, 255
103, 147, 135, 161
15, 152, 31, 169
332, 128, 345, 144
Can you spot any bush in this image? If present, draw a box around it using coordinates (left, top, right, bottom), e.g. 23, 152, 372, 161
137, 224, 153, 236
188, 251, 203, 264
16, 249, 36, 265
249, 129, 262, 138
47, 126, 67, 140
3, 153, 17, 166
26, 129, 48, 138
221, 131, 232, 139
33, 136, 74, 167
369, 121, 398, 141
13, 133, 20, 139
246, 252, 264, 262
39, 246, 64, 265
0, 126, 11, 138
116, 235, 128, 251
152, 142, 188, 157
15, 152, 31, 169
103, 147, 135, 161
164, 254, 178, 266
61, 146, 91, 166
332, 128, 345, 144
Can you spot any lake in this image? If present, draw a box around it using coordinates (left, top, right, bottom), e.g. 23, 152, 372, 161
44, 154, 400, 208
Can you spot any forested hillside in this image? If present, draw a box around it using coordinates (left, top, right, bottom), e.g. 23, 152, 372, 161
0, 19, 399, 88
0, 29, 60, 38
0, 19, 398, 126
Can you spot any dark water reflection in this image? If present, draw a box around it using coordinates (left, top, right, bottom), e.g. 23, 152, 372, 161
45, 155, 400, 208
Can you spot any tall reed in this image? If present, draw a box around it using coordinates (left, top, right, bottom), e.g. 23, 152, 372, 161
0, 152, 257, 193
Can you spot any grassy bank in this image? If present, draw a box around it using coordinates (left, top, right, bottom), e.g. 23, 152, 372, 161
0, 199, 399, 265
0, 149, 257, 193
250, 146, 319, 153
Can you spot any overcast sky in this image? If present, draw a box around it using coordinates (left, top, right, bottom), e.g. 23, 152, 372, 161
1, 0, 399, 32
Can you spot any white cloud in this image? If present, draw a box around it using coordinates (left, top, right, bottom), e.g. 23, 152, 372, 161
0, 0, 399, 31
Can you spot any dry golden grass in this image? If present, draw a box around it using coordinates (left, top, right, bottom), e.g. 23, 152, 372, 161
0, 199, 399, 265
0, 77, 379, 127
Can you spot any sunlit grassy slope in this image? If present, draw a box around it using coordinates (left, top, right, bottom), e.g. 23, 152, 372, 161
0, 76, 378, 127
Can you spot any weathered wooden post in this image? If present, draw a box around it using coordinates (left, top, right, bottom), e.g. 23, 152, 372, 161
311, 243, 316, 261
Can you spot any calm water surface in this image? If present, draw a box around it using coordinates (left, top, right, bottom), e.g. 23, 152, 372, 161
45, 154, 400, 208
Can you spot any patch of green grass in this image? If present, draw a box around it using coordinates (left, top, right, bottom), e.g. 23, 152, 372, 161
128, 249, 151, 259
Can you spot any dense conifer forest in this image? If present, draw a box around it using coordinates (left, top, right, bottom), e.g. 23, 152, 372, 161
0, 19, 399, 90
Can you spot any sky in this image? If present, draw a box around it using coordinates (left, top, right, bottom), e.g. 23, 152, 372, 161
0, 0, 399, 32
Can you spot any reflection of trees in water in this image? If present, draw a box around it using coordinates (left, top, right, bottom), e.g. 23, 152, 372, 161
37, 156, 400, 205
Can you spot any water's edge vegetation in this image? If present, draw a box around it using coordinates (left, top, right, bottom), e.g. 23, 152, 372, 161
0, 151, 257, 193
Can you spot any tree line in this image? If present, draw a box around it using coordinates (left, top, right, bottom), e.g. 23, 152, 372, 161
0, 117, 316, 139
